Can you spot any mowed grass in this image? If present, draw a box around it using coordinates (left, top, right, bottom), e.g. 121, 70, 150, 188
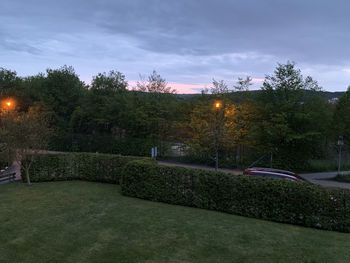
1, 182, 350, 263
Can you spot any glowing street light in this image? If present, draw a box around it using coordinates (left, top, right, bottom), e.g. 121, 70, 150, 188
213, 101, 223, 171
3, 99, 14, 108
2, 99, 14, 112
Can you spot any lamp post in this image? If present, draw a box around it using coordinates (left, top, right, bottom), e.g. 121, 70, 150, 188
3, 99, 14, 167
213, 101, 222, 171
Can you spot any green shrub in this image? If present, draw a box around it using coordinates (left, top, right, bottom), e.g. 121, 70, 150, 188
121, 160, 350, 232
21, 152, 152, 184
334, 173, 350, 183
49, 133, 160, 157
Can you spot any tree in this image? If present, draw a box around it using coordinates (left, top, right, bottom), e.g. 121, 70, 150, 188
256, 62, 327, 169
0, 68, 22, 97
184, 97, 233, 169
0, 105, 53, 185
233, 76, 252, 92
225, 102, 259, 163
37, 66, 87, 125
333, 86, 350, 141
91, 70, 128, 93
137, 70, 176, 94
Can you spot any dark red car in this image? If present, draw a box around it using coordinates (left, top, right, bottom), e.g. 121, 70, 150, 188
243, 167, 305, 182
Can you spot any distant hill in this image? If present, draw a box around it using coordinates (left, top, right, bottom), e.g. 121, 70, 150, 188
176, 90, 346, 101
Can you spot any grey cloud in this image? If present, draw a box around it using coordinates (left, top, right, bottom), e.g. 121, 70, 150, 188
92, 0, 350, 64
0, 39, 42, 55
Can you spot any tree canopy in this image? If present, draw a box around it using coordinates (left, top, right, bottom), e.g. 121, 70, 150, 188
0, 63, 346, 170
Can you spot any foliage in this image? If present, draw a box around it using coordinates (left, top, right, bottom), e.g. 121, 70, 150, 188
0, 105, 53, 184
0, 63, 344, 170
121, 160, 350, 232
333, 86, 350, 141
69, 134, 157, 157
137, 70, 176, 94
91, 70, 127, 93
334, 173, 350, 183
183, 77, 258, 166
256, 62, 331, 169
0, 68, 22, 96
0, 146, 10, 168
21, 152, 152, 184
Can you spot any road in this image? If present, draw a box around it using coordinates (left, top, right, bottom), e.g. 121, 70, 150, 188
299, 171, 350, 189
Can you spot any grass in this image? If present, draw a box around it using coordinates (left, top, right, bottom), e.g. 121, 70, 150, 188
1, 182, 350, 263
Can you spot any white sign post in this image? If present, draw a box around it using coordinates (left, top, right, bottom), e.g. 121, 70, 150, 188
151, 147, 158, 159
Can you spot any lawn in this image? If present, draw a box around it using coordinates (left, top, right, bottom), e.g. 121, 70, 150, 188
1, 182, 350, 263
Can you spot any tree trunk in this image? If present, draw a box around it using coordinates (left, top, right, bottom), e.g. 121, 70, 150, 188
25, 168, 31, 185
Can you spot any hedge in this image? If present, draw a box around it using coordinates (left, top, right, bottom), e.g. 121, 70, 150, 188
49, 133, 161, 157
121, 160, 350, 232
21, 152, 152, 184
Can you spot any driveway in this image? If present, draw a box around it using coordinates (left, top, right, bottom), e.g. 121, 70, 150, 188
299, 171, 350, 189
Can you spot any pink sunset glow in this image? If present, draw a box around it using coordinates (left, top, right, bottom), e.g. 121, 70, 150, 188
128, 78, 264, 94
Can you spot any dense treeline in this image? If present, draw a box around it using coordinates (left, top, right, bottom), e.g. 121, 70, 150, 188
0, 63, 349, 170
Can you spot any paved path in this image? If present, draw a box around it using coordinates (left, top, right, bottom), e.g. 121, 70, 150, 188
158, 161, 350, 190
299, 171, 350, 189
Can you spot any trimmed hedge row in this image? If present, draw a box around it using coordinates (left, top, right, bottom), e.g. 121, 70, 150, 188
21, 152, 152, 184
121, 160, 350, 232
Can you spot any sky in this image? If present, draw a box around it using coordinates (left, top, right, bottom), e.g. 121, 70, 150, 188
1, 0, 350, 94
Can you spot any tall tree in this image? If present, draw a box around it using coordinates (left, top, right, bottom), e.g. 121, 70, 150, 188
38, 66, 87, 126
256, 62, 327, 169
332, 86, 350, 142
0, 68, 22, 97
91, 70, 128, 94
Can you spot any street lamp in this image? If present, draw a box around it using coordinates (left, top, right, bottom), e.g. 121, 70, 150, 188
2, 99, 14, 167
213, 101, 222, 171
3, 99, 14, 111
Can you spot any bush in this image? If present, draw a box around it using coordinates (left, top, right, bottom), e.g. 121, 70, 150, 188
334, 173, 350, 183
121, 160, 350, 232
49, 133, 161, 157
21, 152, 152, 184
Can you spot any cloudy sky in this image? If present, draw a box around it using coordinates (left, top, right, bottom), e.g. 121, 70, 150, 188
1, 0, 350, 93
